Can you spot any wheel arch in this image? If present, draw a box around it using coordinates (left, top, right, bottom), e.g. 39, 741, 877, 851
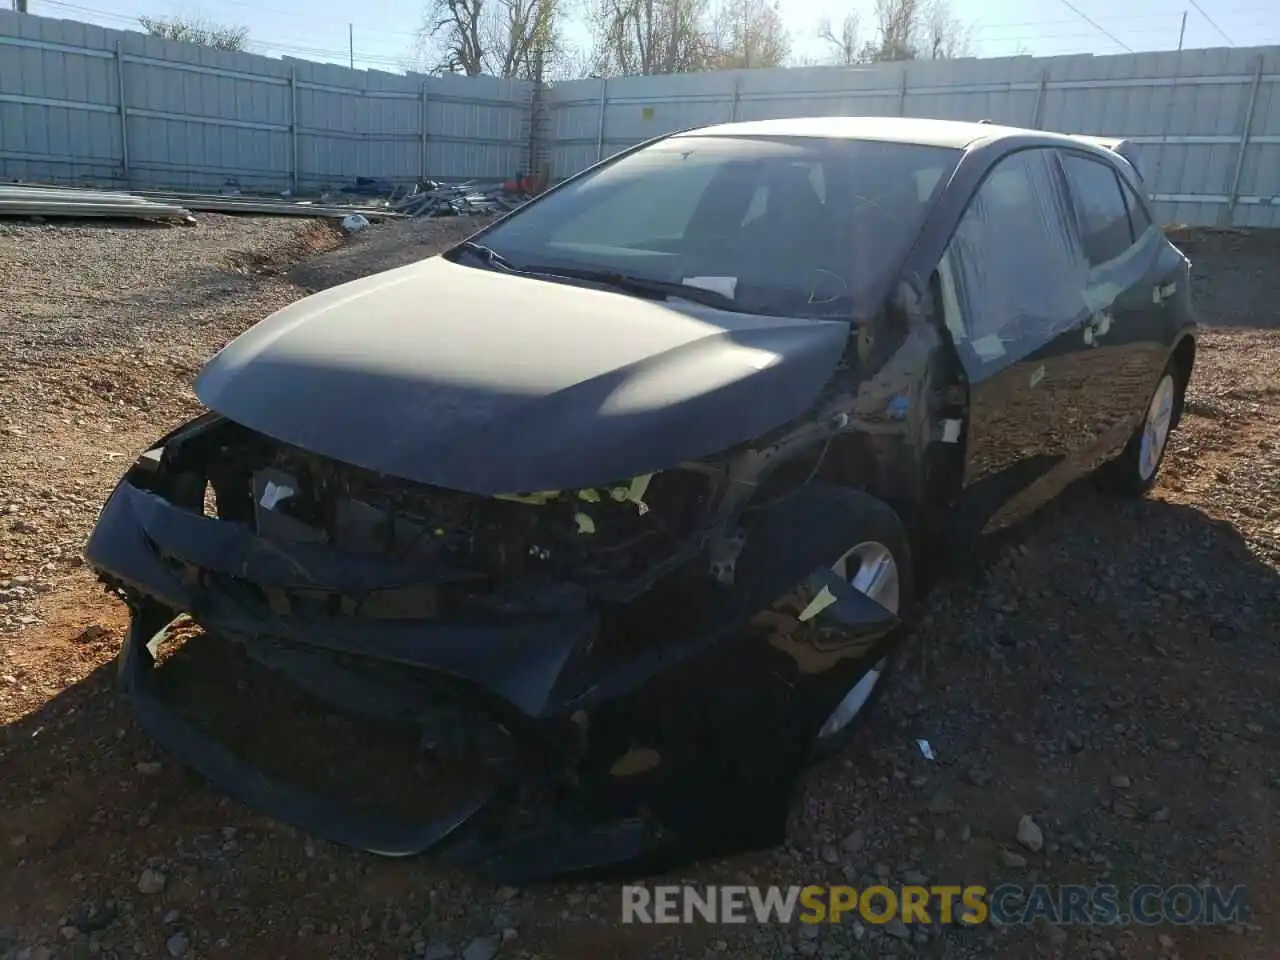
1169, 333, 1196, 428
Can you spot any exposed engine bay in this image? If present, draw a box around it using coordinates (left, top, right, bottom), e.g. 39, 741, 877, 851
236, 433, 717, 599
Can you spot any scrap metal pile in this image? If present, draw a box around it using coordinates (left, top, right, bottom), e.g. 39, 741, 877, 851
0, 182, 399, 224
386, 179, 533, 218
0, 177, 532, 224
0, 184, 195, 222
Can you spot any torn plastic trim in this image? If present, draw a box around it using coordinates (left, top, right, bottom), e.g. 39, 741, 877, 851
117, 601, 672, 884
118, 606, 496, 858
494, 474, 654, 513
107, 481, 483, 591
559, 560, 901, 715
85, 481, 597, 718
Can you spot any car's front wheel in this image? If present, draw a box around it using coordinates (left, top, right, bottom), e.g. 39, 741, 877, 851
806, 498, 915, 761
1096, 362, 1182, 497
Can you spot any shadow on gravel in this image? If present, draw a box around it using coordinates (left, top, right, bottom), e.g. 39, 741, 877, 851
286, 217, 492, 293
0, 485, 1275, 957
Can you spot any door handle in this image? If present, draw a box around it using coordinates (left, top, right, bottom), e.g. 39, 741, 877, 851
1082, 310, 1112, 346
1152, 280, 1177, 304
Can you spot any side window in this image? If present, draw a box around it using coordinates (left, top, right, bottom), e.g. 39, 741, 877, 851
1060, 153, 1135, 267
1121, 180, 1154, 236
942, 148, 1086, 359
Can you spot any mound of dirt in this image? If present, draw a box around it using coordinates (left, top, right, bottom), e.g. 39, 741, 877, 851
287, 215, 497, 292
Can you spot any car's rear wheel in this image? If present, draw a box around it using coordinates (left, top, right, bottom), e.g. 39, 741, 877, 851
1096, 362, 1182, 497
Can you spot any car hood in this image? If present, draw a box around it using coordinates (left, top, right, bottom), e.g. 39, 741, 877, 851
195, 256, 850, 494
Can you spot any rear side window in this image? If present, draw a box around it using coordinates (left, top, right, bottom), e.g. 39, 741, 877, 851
1060, 153, 1135, 267
1122, 181, 1154, 236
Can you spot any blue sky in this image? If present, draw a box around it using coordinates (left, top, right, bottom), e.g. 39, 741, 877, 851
20, 0, 1280, 74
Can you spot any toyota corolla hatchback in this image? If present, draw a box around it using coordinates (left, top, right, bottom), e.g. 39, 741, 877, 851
85, 116, 1195, 883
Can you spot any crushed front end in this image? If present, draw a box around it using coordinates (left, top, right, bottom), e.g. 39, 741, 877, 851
86, 409, 903, 883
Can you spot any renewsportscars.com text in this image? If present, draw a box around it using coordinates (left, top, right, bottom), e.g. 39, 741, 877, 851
621, 884, 1248, 927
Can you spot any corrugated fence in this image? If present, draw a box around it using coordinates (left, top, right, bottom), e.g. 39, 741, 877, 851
0, 9, 534, 192
547, 48, 1280, 228
2, 9, 1279, 227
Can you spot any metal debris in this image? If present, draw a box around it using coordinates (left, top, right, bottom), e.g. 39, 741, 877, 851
130, 190, 401, 220
0, 184, 193, 222
389, 180, 532, 218
2, 176, 532, 224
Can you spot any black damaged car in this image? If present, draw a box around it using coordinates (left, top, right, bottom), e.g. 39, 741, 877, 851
85, 116, 1196, 883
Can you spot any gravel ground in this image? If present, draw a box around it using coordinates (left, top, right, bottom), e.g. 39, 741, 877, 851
0, 215, 1277, 960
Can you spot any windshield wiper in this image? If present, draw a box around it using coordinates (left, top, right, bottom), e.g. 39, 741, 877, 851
517, 265, 738, 310
455, 247, 739, 311
455, 240, 517, 272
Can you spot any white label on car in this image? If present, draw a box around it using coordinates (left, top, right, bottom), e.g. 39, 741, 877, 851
260, 481, 295, 510
971, 335, 1006, 361
681, 275, 738, 298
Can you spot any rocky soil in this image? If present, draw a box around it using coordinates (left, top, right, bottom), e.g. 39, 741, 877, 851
0, 215, 1276, 960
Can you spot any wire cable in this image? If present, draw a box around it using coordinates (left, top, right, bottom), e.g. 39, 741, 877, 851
1187, 0, 1235, 44
1054, 0, 1134, 52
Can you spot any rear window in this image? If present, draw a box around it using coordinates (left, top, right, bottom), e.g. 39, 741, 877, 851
474, 134, 961, 318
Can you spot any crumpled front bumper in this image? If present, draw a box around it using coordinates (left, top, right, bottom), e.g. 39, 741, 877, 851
116, 608, 494, 857
87, 477, 634, 882
88, 478, 596, 716
86, 466, 903, 884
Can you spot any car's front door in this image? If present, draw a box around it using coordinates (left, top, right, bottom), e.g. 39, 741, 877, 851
1056, 149, 1174, 466
936, 147, 1099, 537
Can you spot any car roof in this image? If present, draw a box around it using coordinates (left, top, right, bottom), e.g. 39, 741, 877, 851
673, 116, 1100, 153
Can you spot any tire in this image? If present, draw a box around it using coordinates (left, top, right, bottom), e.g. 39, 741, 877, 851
742, 485, 916, 762
1095, 360, 1183, 498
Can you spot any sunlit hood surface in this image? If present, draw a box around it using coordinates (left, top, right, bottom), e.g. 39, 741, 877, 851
195, 256, 851, 494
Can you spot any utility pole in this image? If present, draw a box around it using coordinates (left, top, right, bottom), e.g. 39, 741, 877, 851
348, 23, 354, 70
1152, 11, 1189, 198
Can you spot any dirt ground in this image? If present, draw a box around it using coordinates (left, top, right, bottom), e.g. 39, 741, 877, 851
0, 214, 1276, 960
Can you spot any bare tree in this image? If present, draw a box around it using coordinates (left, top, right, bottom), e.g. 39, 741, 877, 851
137, 15, 249, 51
583, 0, 718, 77
817, 11, 860, 65
416, 0, 566, 79
920, 0, 972, 59
866, 0, 920, 61
584, 0, 787, 76
709, 0, 789, 70
849, 0, 969, 62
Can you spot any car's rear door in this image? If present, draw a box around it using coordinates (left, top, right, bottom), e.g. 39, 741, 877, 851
1056, 149, 1173, 462
936, 146, 1099, 536
1115, 164, 1195, 367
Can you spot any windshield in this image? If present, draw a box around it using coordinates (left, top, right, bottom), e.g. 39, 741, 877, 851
468, 134, 961, 318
